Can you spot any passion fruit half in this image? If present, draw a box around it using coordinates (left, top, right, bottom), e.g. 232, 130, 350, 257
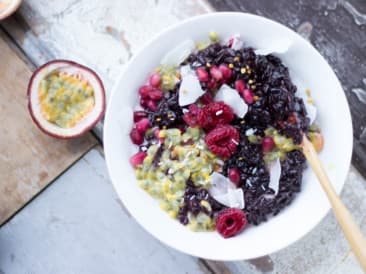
27, 60, 105, 139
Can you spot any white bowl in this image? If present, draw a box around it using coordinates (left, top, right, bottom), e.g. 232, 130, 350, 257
104, 12, 353, 260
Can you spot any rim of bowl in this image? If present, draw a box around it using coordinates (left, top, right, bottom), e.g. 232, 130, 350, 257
104, 12, 353, 260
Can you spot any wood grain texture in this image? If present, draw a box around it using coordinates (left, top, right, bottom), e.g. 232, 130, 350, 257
207, 0, 366, 177
0, 31, 97, 225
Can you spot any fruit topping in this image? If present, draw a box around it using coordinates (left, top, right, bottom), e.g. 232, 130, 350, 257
215, 208, 247, 238
205, 125, 239, 158
27, 60, 105, 139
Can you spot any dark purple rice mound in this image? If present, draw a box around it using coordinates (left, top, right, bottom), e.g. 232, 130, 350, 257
178, 42, 310, 226
177, 180, 225, 225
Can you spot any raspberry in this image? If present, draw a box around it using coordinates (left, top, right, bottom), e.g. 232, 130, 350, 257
215, 208, 247, 238
197, 102, 234, 130
205, 125, 239, 158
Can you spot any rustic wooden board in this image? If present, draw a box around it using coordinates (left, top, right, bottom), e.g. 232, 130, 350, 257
0, 32, 97, 225
207, 0, 366, 177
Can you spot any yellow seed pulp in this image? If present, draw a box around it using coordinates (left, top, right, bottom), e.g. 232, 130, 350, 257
38, 72, 95, 128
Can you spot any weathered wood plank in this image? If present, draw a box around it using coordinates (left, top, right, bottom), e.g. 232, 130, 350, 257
208, 0, 366, 178
0, 30, 97, 226
0, 148, 211, 274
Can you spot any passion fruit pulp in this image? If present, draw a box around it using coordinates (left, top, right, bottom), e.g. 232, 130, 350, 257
27, 60, 105, 139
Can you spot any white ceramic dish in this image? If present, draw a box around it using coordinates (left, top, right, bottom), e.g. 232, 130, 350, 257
104, 12, 353, 260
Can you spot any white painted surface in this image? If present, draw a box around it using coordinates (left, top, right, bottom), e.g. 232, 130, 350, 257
0, 149, 208, 274
0, 0, 365, 272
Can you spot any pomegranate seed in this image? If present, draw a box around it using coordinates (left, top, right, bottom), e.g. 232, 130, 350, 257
139, 85, 152, 99
196, 67, 209, 82
219, 64, 232, 80
136, 118, 150, 134
210, 66, 223, 81
133, 111, 148, 122
148, 89, 163, 101
129, 151, 147, 168
206, 77, 217, 90
147, 100, 157, 111
228, 168, 241, 186
130, 128, 144, 145
262, 136, 275, 152
199, 92, 213, 104
140, 98, 148, 108
149, 73, 161, 88
242, 89, 254, 104
234, 79, 246, 93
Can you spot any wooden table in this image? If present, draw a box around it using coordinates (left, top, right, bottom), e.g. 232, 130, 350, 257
0, 1, 365, 273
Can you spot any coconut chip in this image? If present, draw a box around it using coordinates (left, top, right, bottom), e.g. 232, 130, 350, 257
268, 158, 282, 195
178, 65, 205, 106
215, 84, 248, 118
208, 172, 245, 209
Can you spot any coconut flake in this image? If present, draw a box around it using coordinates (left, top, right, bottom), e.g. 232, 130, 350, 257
208, 172, 245, 209
160, 40, 195, 66
305, 102, 317, 125
255, 39, 292, 56
178, 65, 205, 106
215, 84, 248, 118
228, 34, 244, 50
245, 128, 256, 136
268, 158, 282, 195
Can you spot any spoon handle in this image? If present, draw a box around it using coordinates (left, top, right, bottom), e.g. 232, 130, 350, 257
302, 136, 366, 272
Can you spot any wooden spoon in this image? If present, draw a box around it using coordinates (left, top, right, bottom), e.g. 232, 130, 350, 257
302, 135, 366, 272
